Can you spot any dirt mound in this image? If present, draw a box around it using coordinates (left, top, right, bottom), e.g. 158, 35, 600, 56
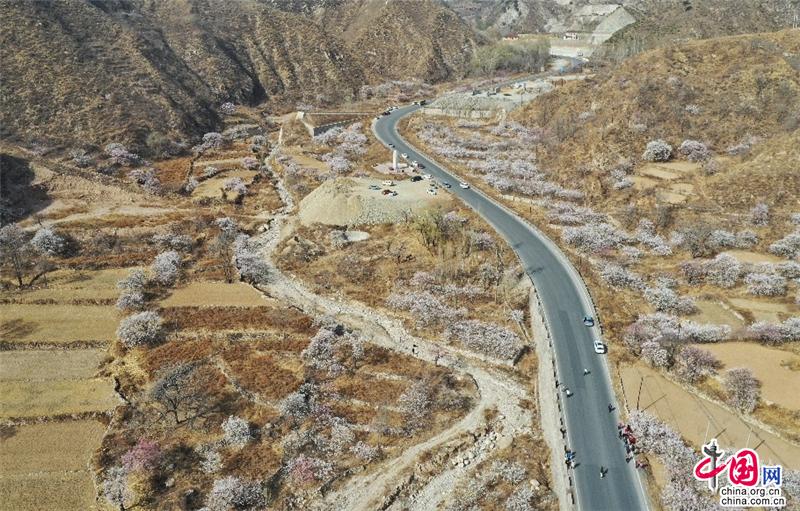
298, 177, 450, 226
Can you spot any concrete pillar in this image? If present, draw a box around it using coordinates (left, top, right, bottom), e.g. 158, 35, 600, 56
392, 150, 397, 170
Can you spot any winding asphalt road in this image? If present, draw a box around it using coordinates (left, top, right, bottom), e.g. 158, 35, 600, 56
373, 106, 650, 511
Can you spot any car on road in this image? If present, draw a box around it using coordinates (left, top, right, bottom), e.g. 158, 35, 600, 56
458, 182, 470, 189
388, 143, 395, 148
410, 176, 423, 182
583, 316, 595, 327
411, 160, 418, 168
422, 174, 432, 180
381, 180, 394, 186
440, 181, 451, 188
417, 163, 425, 170
593, 339, 607, 354
427, 188, 437, 196
401, 153, 408, 159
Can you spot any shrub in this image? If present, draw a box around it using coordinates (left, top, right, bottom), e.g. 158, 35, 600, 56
641, 341, 670, 368
233, 235, 270, 285
222, 416, 252, 447
151, 250, 181, 286
597, 262, 645, 290
561, 222, 630, 253
386, 291, 466, 328
116, 291, 145, 311
117, 268, 148, 292
184, 176, 198, 193
644, 286, 697, 314
750, 203, 770, 226
724, 367, 760, 413
117, 311, 163, 348
678, 140, 710, 162
350, 441, 380, 462
205, 476, 265, 511
748, 318, 800, 344
769, 229, 800, 258
705, 254, 741, 288
219, 102, 236, 115
744, 272, 787, 296
69, 148, 92, 167
102, 466, 132, 509
224, 177, 248, 197
444, 319, 522, 360
642, 139, 672, 162
30, 227, 65, 256
242, 157, 260, 170
121, 438, 160, 472
397, 381, 432, 431
673, 346, 719, 383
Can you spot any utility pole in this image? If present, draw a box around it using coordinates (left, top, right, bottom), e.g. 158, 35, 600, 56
636, 376, 644, 410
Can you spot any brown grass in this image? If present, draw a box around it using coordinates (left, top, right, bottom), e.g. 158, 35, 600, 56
160, 306, 314, 334
221, 344, 302, 401
330, 374, 408, 405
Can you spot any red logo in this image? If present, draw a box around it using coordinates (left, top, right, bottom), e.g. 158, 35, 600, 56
694, 439, 760, 492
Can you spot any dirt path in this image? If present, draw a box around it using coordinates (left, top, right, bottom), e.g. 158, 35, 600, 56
250, 156, 540, 510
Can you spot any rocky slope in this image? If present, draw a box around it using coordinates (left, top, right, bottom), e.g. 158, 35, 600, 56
599, 0, 800, 60
0, 0, 476, 151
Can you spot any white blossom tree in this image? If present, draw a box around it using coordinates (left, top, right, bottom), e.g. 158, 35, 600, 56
744, 272, 787, 296
222, 416, 252, 447
724, 367, 760, 413
30, 227, 66, 256
642, 139, 673, 162
150, 250, 181, 286
117, 311, 163, 348
205, 476, 265, 511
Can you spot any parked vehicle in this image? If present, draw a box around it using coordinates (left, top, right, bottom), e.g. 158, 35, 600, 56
459, 182, 470, 189
401, 153, 408, 159
381, 189, 392, 195
369, 185, 381, 190
441, 181, 451, 188
410, 176, 423, 182
381, 180, 394, 186
583, 316, 595, 327
423, 174, 432, 180
427, 188, 437, 196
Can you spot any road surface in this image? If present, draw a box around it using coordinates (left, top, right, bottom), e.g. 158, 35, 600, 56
373, 106, 649, 511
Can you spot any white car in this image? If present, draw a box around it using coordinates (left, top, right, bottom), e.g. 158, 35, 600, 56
593, 340, 607, 354
423, 174, 433, 180
381, 180, 394, 186
459, 182, 470, 189
411, 160, 419, 168
401, 153, 408, 159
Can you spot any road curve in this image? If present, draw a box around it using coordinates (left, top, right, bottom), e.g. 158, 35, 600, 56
373, 106, 650, 511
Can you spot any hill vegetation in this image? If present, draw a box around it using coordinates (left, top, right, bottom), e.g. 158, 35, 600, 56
0, 0, 476, 152
515, 29, 800, 210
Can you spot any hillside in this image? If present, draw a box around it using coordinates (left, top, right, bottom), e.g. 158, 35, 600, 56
0, 0, 476, 152
514, 29, 800, 211
599, 0, 800, 60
